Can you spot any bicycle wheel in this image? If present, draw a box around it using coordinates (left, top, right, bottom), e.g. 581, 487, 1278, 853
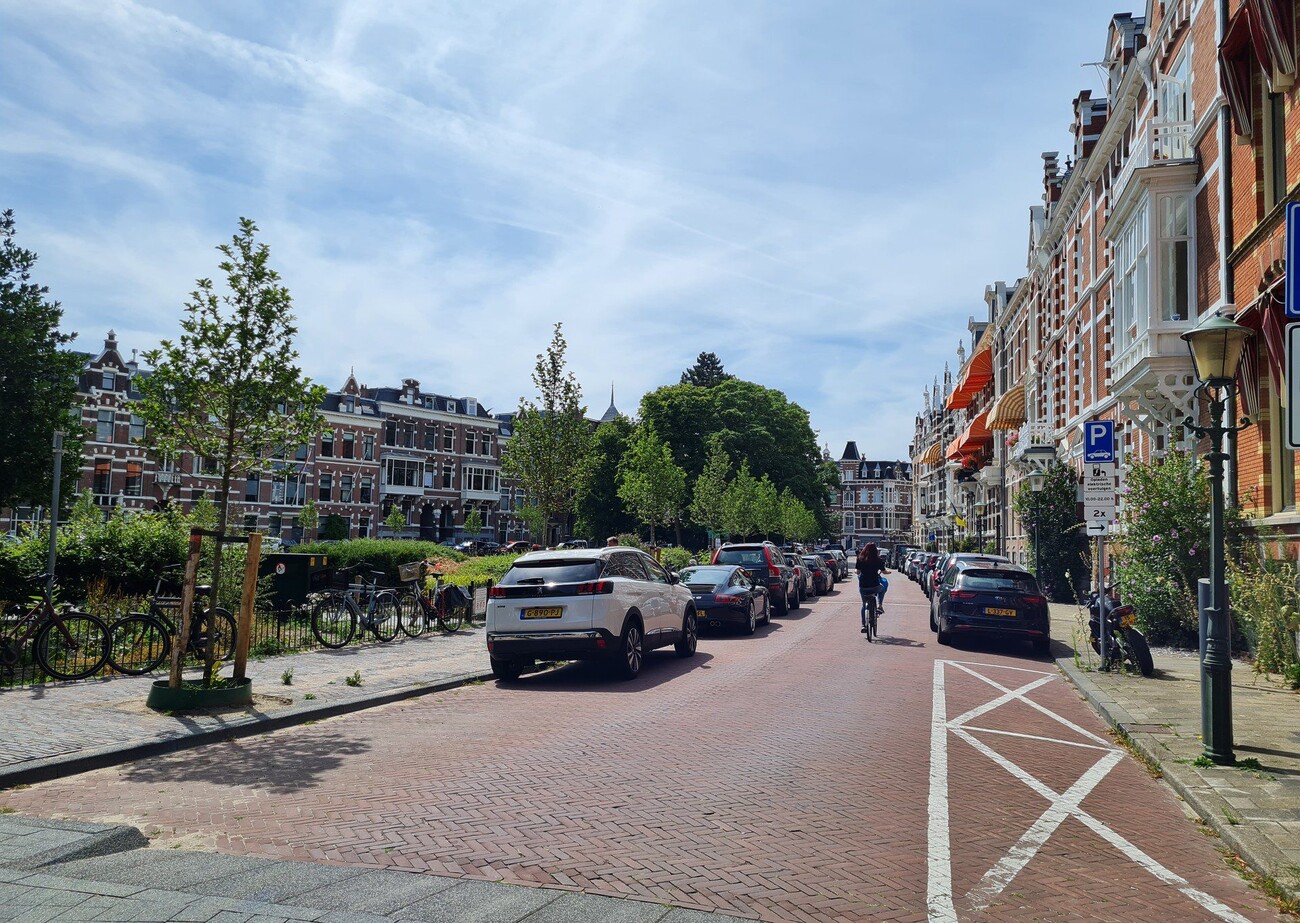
397, 591, 426, 638
34, 610, 110, 680
194, 608, 237, 662
436, 591, 464, 633
370, 593, 401, 642
107, 614, 171, 675
312, 595, 355, 648
865, 597, 877, 642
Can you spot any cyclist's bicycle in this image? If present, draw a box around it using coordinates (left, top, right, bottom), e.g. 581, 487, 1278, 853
106, 565, 237, 676
394, 561, 475, 636
310, 563, 400, 648
1, 574, 110, 680
862, 587, 879, 642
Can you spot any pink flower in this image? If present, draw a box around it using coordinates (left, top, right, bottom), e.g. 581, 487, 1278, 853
1189, 548, 1197, 556
1163, 500, 1170, 507
1153, 535, 1162, 543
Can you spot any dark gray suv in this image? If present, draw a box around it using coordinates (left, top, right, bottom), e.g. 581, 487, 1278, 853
712, 542, 798, 616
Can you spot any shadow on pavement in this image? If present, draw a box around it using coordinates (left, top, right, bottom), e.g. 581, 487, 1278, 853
503, 651, 715, 693
871, 636, 926, 648
938, 634, 1052, 665
120, 731, 372, 793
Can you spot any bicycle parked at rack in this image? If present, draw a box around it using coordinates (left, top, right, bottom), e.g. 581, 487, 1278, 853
1, 574, 110, 680
106, 565, 238, 676
394, 560, 477, 636
310, 563, 401, 648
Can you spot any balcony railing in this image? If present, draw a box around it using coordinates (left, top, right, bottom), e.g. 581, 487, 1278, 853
1113, 119, 1194, 204
1009, 422, 1054, 462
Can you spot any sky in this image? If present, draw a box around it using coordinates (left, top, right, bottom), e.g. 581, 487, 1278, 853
2, 0, 1122, 463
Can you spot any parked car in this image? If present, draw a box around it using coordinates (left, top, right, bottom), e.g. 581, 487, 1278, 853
932, 564, 1050, 655
502, 541, 540, 554
929, 554, 1011, 630
486, 547, 697, 681
556, 539, 590, 550
678, 564, 770, 634
711, 542, 798, 616
801, 555, 832, 595
815, 551, 841, 584
785, 553, 811, 601
828, 549, 849, 580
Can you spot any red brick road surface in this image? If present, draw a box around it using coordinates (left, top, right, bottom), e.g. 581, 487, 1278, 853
0, 578, 1282, 922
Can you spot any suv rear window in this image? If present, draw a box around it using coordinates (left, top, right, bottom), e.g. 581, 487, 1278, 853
958, 569, 1039, 593
716, 548, 768, 566
499, 560, 603, 586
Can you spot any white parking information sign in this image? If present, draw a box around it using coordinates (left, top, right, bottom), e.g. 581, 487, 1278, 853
1083, 462, 1117, 534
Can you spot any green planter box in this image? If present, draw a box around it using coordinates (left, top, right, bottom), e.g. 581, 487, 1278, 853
146, 677, 253, 711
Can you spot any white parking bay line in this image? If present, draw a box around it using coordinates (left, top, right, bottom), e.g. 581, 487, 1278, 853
927, 659, 958, 923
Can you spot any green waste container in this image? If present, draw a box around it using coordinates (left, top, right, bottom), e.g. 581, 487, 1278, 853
259, 553, 332, 612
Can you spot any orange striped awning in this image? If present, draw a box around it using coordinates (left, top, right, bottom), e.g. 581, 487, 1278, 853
946, 336, 994, 410
916, 441, 943, 465
987, 382, 1027, 430
945, 411, 992, 460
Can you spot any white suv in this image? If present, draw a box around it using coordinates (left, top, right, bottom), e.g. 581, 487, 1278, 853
486, 548, 697, 681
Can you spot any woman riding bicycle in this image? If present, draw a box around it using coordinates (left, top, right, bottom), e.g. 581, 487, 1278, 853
856, 543, 890, 632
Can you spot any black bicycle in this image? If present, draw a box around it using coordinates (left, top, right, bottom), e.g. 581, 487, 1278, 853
106, 566, 237, 676
1, 574, 110, 680
394, 561, 475, 636
310, 563, 401, 648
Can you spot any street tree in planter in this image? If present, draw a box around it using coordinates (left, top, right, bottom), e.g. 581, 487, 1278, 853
689, 439, 731, 542
1010, 460, 1089, 603
296, 498, 319, 542
384, 504, 407, 536
501, 323, 593, 544
136, 218, 325, 688
463, 508, 485, 539
617, 425, 687, 545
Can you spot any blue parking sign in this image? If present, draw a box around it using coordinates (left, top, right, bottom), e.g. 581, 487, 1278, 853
1083, 420, 1115, 463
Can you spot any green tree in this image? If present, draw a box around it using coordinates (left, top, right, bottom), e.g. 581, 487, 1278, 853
575, 415, 638, 541
753, 475, 782, 538
135, 218, 325, 684
516, 503, 546, 544
680, 351, 734, 387
1011, 461, 1090, 604
723, 461, 760, 539
618, 425, 687, 545
689, 439, 731, 538
779, 488, 818, 543
296, 498, 319, 540
501, 323, 593, 544
385, 504, 406, 534
0, 210, 84, 512
321, 514, 349, 541
464, 508, 485, 537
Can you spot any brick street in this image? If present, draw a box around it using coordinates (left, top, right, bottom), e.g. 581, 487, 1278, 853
0, 579, 1283, 922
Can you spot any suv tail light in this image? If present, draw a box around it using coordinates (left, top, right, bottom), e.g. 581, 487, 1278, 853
1023, 594, 1047, 606
574, 580, 614, 595
488, 586, 506, 599
764, 547, 781, 577
950, 590, 978, 600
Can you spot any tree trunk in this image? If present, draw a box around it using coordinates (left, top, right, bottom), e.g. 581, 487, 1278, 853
649, 522, 656, 545
674, 521, 682, 547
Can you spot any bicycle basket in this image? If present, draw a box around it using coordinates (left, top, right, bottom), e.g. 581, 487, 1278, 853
398, 561, 423, 583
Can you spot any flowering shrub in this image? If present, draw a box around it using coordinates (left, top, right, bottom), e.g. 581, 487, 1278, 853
1112, 451, 1222, 646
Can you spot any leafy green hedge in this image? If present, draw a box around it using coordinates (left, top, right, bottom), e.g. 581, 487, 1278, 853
434, 553, 520, 589
293, 538, 461, 585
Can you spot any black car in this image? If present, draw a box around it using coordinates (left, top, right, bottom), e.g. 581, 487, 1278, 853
815, 551, 840, 584
933, 565, 1050, 655
801, 555, 832, 595
928, 554, 1011, 630
679, 564, 770, 634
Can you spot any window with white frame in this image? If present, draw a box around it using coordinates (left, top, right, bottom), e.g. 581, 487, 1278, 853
1157, 193, 1192, 322
384, 457, 422, 489
96, 410, 114, 442
1113, 199, 1149, 356
463, 466, 499, 493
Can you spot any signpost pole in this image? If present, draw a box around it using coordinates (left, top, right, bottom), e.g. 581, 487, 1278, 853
1097, 534, 1107, 668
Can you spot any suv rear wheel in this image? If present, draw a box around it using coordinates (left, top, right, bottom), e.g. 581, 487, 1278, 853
490, 655, 529, 682
772, 591, 788, 617
615, 619, 644, 680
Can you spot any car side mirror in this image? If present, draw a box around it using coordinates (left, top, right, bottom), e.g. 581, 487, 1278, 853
669, 572, 680, 584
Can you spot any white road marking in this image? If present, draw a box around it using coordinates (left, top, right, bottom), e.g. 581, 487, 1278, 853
927, 660, 958, 923
928, 659, 1255, 923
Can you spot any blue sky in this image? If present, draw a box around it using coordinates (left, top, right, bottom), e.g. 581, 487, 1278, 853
2, 0, 1120, 461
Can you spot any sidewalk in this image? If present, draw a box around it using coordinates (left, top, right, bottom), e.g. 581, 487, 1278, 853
1049, 602, 1300, 902
0, 814, 737, 923
0, 629, 494, 788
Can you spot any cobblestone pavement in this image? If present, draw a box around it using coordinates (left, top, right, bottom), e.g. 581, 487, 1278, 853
1049, 602, 1300, 901
0, 627, 489, 771
0, 581, 1284, 922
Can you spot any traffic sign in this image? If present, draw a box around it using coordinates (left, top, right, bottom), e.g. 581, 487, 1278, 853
1083, 420, 1115, 463
1289, 324, 1300, 449
1083, 462, 1117, 522
1287, 203, 1300, 318
1086, 520, 1109, 536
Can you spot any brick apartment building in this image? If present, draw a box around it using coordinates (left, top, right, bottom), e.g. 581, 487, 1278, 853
3, 332, 526, 545
830, 442, 913, 553
912, 2, 1300, 556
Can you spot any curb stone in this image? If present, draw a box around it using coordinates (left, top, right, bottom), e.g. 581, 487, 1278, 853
0, 668, 495, 789
1053, 647, 1298, 903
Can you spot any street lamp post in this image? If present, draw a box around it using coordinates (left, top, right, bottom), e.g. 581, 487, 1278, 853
46, 431, 66, 596
1181, 309, 1253, 766
1027, 469, 1046, 580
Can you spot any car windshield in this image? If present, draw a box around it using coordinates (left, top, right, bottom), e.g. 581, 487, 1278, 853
958, 569, 1040, 593
499, 560, 603, 586
801, 557, 821, 567
680, 567, 734, 585
716, 548, 767, 566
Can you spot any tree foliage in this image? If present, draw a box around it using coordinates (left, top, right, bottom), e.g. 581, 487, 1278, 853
689, 439, 731, 537
135, 218, 325, 682
1011, 461, 1089, 603
722, 461, 760, 539
779, 488, 819, 543
0, 210, 84, 511
501, 323, 593, 542
576, 415, 638, 541
463, 508, 485, 537
296, 498, 319, 539
680, 351, 734, 388
639, 379, 829, 528
617, 425, 687, 544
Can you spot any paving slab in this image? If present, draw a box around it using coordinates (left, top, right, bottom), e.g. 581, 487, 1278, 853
1050, 601, 1300, 902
